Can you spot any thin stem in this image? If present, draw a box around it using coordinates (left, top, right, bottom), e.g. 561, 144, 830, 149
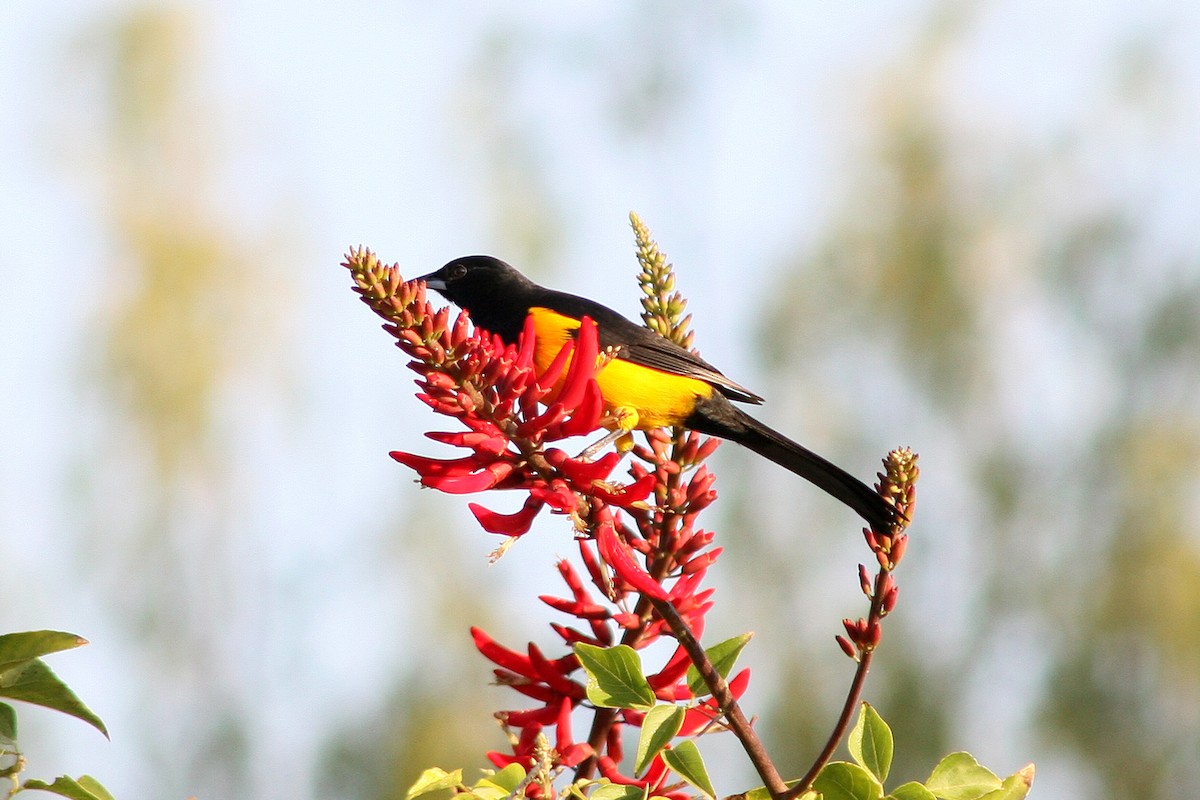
576, 707, 616, 780
785, 570, 890, 799
650, 596, 789, 800
788, 651, 875, 797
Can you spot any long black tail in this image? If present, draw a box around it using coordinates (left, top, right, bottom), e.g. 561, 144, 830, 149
686, 395, 895, 532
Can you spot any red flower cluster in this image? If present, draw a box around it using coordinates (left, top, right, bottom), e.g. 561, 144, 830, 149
475, 504, 750, 790
344, 248, 748, 796
378, 282, 655, 537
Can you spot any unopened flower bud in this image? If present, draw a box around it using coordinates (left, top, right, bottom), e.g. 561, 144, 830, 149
881, 585, 900, 615
836, 635, 858, 659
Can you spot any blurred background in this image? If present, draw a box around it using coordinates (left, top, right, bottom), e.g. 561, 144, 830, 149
3, 2, 1199, 799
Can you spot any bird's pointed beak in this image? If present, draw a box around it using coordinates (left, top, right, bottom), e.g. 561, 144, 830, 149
415, 270, 447, 291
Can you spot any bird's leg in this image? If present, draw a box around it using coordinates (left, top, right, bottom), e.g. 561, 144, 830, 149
577, 406, 639, 461
577, 429, 624, 461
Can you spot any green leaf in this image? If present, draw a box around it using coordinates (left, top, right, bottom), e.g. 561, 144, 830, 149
75, 777, 116, 800
887, 782, 938, 800
0, 659, 108, 738
0, 632, 88, 671
977, 765, 1035, 800
740, 786, 773, 800
0, 702, 16, 742
590, 784, 646, 800
462, 789, 502, 800
635, 704, 685, 775
21, 775, 109, 800
475, 764, 526, 794
812, 761, 884, 800
742, 785, 815, 800
566, 782, 586, 800
925, 753, 1001, 800
685, 633, 752, 697
574, 644, 655, 710
849, 703, 893, 783
405, 767, 463, 800
660, 741, 716, 800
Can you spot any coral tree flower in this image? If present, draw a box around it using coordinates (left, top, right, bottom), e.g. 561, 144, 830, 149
370, 271, 655, 536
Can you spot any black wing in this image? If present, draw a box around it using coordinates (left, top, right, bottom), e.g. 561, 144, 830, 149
534, 288, 765, 405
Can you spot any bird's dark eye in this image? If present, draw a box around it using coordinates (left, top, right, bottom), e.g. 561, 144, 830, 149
449, 263, 468, 280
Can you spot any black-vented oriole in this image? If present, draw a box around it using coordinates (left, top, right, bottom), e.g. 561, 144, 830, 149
417, 255, 897, 532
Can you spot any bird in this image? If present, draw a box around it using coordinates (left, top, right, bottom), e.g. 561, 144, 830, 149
416, 255, 897, 532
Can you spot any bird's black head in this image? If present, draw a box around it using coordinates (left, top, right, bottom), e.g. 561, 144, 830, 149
416, 255, 537, 341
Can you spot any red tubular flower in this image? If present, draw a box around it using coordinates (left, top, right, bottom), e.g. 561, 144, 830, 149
554, 558, 589, 600
515, 403, 569, 439
501, 706, 561, 728
539, 595, 611, 620
596, 515, 668, 601
554, 696, 593, 767
469, 497, 545, 536
528, 643, 586, 700
386, 452, 480, 478
680, 546, 723, 575
591, 472, 657, 508
487, 723, 543, 769
545, 449, 622, 485
650, 682, 691, 703
611, 612, 642, 630
678, 668, 752, 737
548, 315, 600, 409
667, 572, 710, 607
597, 752, 689, 800
647, 644, 695, 692
426, 429, 511, 457
529, 480, 578, 512
549, 623, 602, 648
556, 380, 605, 439
504, 680, 558, 704
472, 627, 536, 677
417, 461, 517, 494
596, 756, 640, 786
